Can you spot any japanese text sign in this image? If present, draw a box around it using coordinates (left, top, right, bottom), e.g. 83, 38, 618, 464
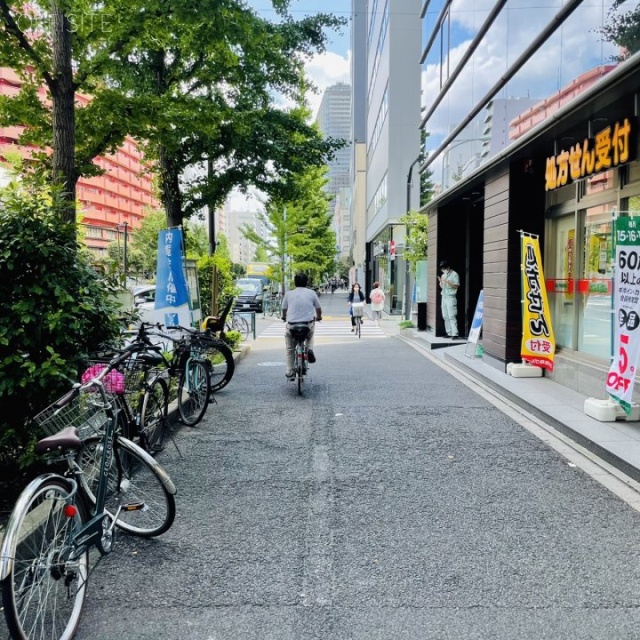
520, 233, 556, 371
155, 229, 189, 309
606, 217, 640, 413
545, 117, 636, 191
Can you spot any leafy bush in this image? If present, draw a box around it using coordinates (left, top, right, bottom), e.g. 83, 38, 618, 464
222, 330, 242, 351
197, 252, 237, 318
0, 185, 123, 462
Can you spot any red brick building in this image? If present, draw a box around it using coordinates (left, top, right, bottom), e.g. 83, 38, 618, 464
0, 68, 160, 259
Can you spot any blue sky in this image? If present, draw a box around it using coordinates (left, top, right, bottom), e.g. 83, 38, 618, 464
249, 0, 352, 57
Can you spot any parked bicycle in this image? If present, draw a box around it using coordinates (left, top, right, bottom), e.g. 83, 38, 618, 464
198, 320, 237, 392
226, 313, 251, 341
139, 323, 212, 427
83, 341, 169, 454
0, 357, 176, 640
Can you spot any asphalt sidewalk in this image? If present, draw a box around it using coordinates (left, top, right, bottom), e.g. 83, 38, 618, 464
241, 305, 640, 484
397, 326, 640, 484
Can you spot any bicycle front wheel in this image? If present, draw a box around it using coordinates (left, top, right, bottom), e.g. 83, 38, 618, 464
77, 436, 176, 537
178, 359, 211, 426
140, 376, 169, 451
203, 341, 235, 392
356, 316, 361, 338
1, 476, 88, 640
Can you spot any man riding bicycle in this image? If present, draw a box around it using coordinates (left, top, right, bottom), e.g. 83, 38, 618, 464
281, 273, 322, 379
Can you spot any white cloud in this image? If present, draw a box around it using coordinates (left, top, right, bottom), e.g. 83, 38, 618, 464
304, 50, 351, 119
422, 0, 619, 142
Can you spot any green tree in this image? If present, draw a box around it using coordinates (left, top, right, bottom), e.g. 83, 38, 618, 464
0, 1, 345, 228
241, 165, 335, 288
420, 131, 436, 207
197, 235, 236, 317
127, 211, 211, 277
601, 0, 640, 60
254, 245, 269, 262
78, 0, 345, 226
0, 179, 122, 456
399, 209, 428, 274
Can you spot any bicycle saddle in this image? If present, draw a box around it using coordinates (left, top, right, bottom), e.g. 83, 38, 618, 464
136, 351, 165, 367
35, 426, 82, 455
289, 324, 311, 341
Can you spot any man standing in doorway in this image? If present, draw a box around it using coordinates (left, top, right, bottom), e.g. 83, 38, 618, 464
438, 260, 460, 338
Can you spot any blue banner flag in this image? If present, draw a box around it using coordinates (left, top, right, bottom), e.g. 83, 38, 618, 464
155, 229, 189, 309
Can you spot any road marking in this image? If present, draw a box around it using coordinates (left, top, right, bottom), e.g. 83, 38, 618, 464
259, 321, 387, 339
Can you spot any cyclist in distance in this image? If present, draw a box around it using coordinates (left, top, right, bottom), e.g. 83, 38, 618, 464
281, 273, 322, 379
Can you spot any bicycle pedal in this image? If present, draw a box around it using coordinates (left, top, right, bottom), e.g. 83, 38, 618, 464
122, 502, 145, 512
151, 444, 164, 453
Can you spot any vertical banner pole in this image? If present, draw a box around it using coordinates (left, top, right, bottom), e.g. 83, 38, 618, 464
519, 230, 556, 371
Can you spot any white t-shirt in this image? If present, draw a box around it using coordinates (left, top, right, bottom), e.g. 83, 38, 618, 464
282, 287, 321, 323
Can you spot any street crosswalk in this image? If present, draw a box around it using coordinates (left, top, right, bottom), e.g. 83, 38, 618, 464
259, 319, 387, 339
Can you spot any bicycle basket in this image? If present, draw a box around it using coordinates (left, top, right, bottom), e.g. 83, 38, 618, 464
351, 302, 364, 317
81, 363, 125, 395
34, 389, 111, 440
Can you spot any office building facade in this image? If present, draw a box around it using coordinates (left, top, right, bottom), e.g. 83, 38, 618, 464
419, 0, 640, 398
365, 0, 421, 313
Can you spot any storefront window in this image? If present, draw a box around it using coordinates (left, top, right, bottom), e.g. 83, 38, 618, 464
548, 215, 576, 349
585, 169, 614, 196
548, 203, 616, 359
577, 204, 614, 359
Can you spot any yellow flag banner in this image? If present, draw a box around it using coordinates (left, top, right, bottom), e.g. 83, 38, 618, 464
521, 233, 556, 371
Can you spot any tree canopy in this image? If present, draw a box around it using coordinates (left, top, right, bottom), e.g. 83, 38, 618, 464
0, 0, 346, 226
241, 164, 336, 287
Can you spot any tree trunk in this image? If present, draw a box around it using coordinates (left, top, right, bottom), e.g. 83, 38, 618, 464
158, 145, 183, 227
50, 0, 77, 224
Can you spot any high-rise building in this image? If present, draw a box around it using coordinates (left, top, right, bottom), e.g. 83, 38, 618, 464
362, 0, 422, 313
0, 68, 160, 260
350, 0, 368, 287
315, 82, 352, 205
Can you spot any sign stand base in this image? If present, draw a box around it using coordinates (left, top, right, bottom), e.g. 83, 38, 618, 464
507, 362, 543, 378
584, 397, 640, 422
465, 342, 483, 359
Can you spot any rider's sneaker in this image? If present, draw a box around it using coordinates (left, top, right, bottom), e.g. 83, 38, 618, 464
285, 369, 295, 379
307, 350, 316, 364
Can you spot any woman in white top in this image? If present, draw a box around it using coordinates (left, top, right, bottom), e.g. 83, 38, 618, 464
369, 281, 385, 325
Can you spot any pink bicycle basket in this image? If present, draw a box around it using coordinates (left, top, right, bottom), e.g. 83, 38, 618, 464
81, 364, 126, 395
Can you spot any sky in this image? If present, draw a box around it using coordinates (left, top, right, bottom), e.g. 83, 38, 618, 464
227, 0, 352, 211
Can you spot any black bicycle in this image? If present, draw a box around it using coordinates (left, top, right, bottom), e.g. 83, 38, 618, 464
287, 320, 318, 395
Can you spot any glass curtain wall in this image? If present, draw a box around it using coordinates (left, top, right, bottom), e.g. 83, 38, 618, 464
420, 0, 621, 194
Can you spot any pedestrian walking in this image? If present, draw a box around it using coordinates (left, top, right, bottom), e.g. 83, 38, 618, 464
369, 281, 385, 326
438, 259, 460, 338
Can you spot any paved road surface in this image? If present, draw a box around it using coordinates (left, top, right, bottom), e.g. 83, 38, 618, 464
72, 293, 640, 639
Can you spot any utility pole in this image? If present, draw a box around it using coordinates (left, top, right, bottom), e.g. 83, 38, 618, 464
282, 206, 287, 294
405, 156, 421, 320
122, 221, 128, 288
207, 157, 218, 315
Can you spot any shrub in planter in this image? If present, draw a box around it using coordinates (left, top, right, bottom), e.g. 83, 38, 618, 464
0, 185, 123, 465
